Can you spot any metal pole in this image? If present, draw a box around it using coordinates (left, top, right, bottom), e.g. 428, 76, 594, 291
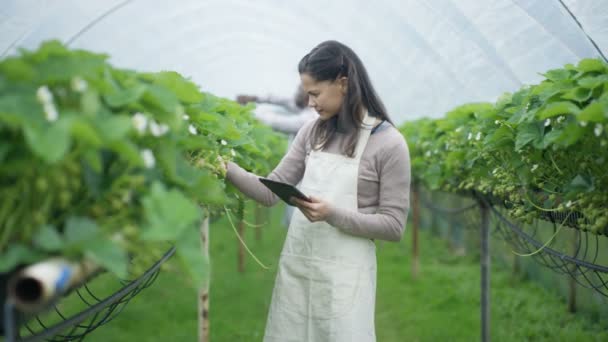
480, 199, 490, 342
3, 299, 19, 342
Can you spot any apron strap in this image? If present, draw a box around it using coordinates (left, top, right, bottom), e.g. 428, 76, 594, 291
354, 111, 375, 160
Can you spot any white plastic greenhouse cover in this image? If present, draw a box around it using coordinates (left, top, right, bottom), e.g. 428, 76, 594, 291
1, 0, 607, 124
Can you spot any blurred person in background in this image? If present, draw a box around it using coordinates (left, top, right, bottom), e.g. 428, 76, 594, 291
237, 85, 317, 227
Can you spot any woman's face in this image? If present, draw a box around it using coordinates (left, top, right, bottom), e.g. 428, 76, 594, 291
300, 73, 346, 121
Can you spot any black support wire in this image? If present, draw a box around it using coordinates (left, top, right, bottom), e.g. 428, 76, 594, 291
488, 202, 608, 297
417, 187, 608, 298
2, 247, 175, 342
558, 0, 608, 62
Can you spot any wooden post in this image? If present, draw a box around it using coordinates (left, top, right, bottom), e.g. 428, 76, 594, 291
411, 183, 420, 279
198, 217, 210, 342
237, 200, 245, 273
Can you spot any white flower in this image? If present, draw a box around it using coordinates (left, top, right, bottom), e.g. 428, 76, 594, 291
141, 149, 155, 169
566, 200, 572, 208
43, 102, 58, 122
70, 76, 88, 92
594, 123, 603, 137
221, 139, 227, 146
183, 114, 190, 121
188, 124, 197, 135
531, 164, 538, 172
495, 120, 500, 125
132, 112, 148, 134
149, 121, 169, 137
467, 132, 473, 140
475, 132, 482, 141
557, 116, 565, 124
36, 86, 53, 104
230, 148, 236, 157
580, 121, 588, 127
544, 119, 551, 127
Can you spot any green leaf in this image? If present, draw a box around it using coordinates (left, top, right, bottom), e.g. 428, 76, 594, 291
567, 174, 594, 192
64, 216, 99, 244
83, 149, 103, 173
425, 164, 442, 190
484, 125, 514, 148
103, 84, 147, 108
0, 244, 45, 272
85, 239, 128, 278
0, 143, 9, 163
542, 128, 562, 148
515, 122, 543, 150
0, 57, 36, 82
0, 93, 46, 127
175, 226, 208, 286
536, 101, 581, 119
554, 122, 585, 147
33, 225, 65, 252
577, 75, 608, 89
142, 84, 179, 114
189, 169, 227, 205
152, 71, 203, 104
71, 117, 103, 147
24, 118, 72, 163
35, 53, 106, 83
541, 69, 571, 82
81, 89, 101, 116
577, 59, 606, 73
141, 182, 202, 241
95, 114, 132, 141
578, 102, 607, 122
108, 140, 142, 165
560, 87, 592, 102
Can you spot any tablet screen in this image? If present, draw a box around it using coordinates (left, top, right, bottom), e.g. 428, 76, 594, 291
259, 178, 311, 206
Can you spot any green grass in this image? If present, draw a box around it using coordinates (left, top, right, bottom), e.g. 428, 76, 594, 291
6, 203, 607, 341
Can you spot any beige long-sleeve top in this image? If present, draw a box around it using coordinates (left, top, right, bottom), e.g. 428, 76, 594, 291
226, 118, 411, 242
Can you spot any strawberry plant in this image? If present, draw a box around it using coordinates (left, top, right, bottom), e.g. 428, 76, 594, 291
0, 41, 286, 282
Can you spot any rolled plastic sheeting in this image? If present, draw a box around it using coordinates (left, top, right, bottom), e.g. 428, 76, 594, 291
7, 258, 99, 313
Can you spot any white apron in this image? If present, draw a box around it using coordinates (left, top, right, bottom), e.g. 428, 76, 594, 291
264, 113, 377, 342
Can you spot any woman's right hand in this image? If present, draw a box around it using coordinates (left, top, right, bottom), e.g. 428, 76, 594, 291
216, 156, 227, 173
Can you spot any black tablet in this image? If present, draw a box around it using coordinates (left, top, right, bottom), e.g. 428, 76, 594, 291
259, 178, 311, 206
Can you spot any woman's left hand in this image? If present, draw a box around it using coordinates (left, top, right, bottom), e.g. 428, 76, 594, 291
292, 196, 332, 222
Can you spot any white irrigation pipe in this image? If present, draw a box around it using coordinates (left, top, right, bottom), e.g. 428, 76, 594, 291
7, 258, 98, 313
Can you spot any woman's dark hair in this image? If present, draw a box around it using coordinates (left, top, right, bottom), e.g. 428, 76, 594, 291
298, 40, 393, 157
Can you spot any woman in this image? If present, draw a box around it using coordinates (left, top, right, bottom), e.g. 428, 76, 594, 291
225, 40, 410, 342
